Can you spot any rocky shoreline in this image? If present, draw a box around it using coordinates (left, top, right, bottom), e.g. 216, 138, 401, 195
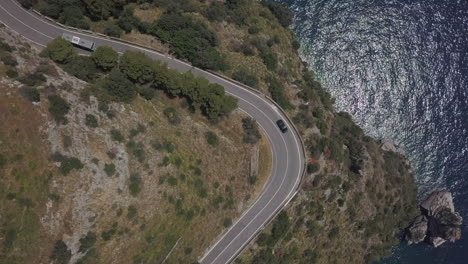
405, 190, 463, 247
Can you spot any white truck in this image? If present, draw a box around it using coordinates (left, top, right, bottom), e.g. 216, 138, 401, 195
62, 33, 96, 51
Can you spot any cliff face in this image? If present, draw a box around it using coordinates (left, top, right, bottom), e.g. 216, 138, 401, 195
406, 190, 463, 247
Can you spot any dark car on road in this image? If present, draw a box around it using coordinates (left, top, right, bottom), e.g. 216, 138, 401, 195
276, 119, 288, 133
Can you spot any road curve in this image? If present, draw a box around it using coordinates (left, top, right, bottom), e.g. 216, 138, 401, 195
0, 1, 305, 263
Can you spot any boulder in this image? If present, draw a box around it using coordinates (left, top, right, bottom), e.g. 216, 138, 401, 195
405, 190, 462, 247
405, 215, 428, 244
420, 190, 455, 216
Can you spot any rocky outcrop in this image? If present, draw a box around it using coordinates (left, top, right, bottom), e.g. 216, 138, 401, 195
405, 190, 462, 247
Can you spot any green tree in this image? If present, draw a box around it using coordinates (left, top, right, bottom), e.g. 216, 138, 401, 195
42, 37, 75, 63
100, 69, 136, 102
119, 51, 154, 83
91, 46, 119, 71
104, 24, 122, 38
63, 56, 97, 82
59, 6, 90, 29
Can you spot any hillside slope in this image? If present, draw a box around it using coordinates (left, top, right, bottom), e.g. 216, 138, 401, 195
0, 25, 271, 264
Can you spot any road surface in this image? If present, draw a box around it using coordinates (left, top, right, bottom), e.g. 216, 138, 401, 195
0, 1, 305, 263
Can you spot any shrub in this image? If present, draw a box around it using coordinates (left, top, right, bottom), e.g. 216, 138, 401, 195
6, 68, 18, 78
63, 135, 73, 149
129, 173, 142, 196
267, 35, 281, 47
85, 114, 98, 128
42, 37, 75, 63
193, 47, 229, 71
267, 77, 292, 110
249, 175, 258, 185
271, 211, 290, 241
50, 240, 71, 264
104, 24, 122, 38
232, 69, 258, 88
136, 86, 155, 100
292, 40, 301, 50
117, 8, 145, 33
0, 154, 6, 168
51, 152, 84, 175
104, 163, 116, 177
127, 205, 138, 219
163, 107, 181, 125
307, 163, 320, 174
262, 1, 293, 27
0, 41, 13, 52
223, 218, 232, 227
248, 26, 260, 34
242, 117, 261, 144
240, 44, 255, 56
1, 54, 18, 67
101, 223, 118, 241
205, 131, 219, 146
127, 141, 145, 163
259, 46, 278, 71
110, 128, 125, 143
92, 46, 119, 71
20, 87, 40, 102
48, 95, 70, 124
19, 71, 47, 86
78, 232, 96, 253
203, 2, 228, 22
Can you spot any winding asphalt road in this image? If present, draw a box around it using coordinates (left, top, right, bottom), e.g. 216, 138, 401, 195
0, 1, 305, 263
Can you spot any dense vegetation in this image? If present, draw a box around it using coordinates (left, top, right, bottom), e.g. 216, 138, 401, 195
24, 0, 295, 109
41, 38, 237, 120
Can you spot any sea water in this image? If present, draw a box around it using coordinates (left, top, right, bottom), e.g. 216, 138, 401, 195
278, 0, 468, 263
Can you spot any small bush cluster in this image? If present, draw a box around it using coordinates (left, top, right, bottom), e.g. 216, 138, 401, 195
104, 163, 116, 177
19, 71, 46, 87
267, 77, 292, 110
0, 54, 18, 67
48, 95, 70, 124
129, 173, 142, 197
50, 240, 71, 264
20, 87, 40, 102
110, 128, 125, 143
242, 117, 261, 144
51, 152, 84, 175
85, 114, 98, 128
232, 69, 259, 88
163, 107, 181, 125
205, 131, 219, 146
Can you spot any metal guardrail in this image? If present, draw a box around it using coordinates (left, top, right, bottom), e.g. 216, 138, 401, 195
30, 6, 308, 262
